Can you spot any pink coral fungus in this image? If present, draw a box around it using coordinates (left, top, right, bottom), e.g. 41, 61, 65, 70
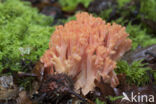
41, 12, 132, 95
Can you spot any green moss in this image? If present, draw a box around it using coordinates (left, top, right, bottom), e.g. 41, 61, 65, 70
61, 15, 76, 24
126, 23, 156, 50
18, 77, 34, 91
112, 17, 128, 26
140, 0, 156, 21
0, 0, 54, 72
58, 0, 92, 12
117, 0, 131, 8
107, 96, 123, 102
99, 8, 113, 20
116, 60, 151, 86
96, 99, 106, 104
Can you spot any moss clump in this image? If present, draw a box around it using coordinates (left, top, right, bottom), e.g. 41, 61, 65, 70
140, 0, 156, 21
117, 0, 131, 8
126, 23, 156, 50
96, 99, 106, 104
99, 8, 113, 21
116, 60, 151, 86
18, 77, 34, 91
61, 15, 76, 24
106, 96, 123, 102
0, 0, 54, 72
58, 0, 92, 12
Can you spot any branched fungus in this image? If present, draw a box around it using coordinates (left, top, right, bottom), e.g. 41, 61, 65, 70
41, 12, 132, 95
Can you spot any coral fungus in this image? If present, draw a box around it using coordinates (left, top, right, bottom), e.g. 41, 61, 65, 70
41, 12, 132, 95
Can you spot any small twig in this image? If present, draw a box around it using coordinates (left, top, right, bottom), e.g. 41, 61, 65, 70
18, 72, 38, 77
